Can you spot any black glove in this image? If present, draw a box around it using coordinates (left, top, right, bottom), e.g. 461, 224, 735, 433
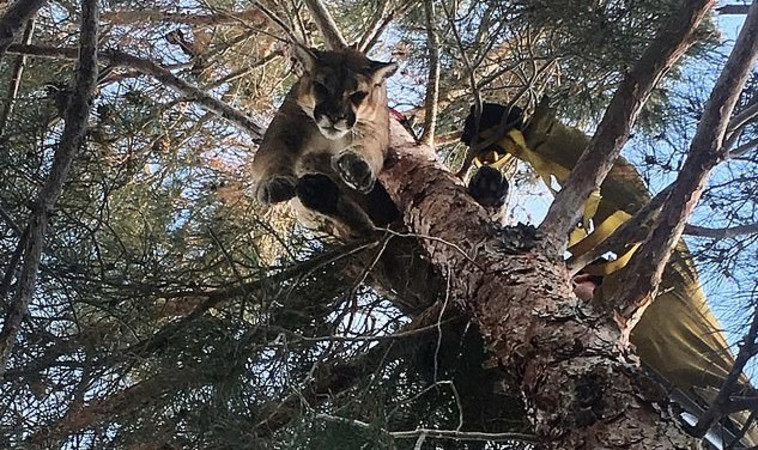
460, 103, 524, 146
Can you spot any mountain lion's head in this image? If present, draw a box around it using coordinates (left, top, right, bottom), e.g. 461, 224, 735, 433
293, 47, 397, 140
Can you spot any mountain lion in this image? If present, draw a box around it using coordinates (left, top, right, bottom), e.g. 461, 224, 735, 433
251, 46, 398, 237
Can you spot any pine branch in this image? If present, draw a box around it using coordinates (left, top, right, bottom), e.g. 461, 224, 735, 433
253, 301, 450, 437
538, 0, 715, 254
0, 0, 99, 379
609, 0, 758, 325
5, 44, 265, 141
101, 8, 266, 26
0, 0, 47, 59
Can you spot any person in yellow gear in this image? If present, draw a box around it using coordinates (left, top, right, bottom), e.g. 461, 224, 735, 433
461, 100, 757, 447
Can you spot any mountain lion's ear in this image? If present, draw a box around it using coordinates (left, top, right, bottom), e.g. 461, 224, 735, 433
367, 60, 398, 84
293, 45, 320, 73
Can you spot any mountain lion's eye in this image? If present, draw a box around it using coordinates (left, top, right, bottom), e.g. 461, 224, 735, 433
313, 82, 329, 95
350, 91, 368, 105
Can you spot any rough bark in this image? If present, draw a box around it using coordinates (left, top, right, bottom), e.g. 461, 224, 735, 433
0, 0, 46, 59
380, 120, 698, 448
0, 0, 98, 378
539, 0, 715, 253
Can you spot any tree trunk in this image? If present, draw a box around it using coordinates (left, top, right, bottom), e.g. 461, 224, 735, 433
380, 120, 697, 448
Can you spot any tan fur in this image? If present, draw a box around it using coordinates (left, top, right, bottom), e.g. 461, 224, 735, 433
251, 48, 397, 209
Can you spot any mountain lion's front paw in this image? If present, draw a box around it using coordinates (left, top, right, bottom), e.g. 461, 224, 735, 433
333, 152, 375, 193
256, 176, 297, 204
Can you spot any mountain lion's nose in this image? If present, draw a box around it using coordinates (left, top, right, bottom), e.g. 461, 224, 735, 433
327, 112, 347, 123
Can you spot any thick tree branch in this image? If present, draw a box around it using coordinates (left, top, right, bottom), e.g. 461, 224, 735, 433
0, 0, 47, 59
610, 1, 758, 325
302, 0, 348, 50
26, 364, 208, 446
380, 121, 699, 447
420, 0, 440, 147
0, 0, 98, 379
538, 0, 715, 254
5, 44, 265, 141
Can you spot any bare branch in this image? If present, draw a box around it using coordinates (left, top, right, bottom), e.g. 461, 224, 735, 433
6, 44, 265, 141
0, 17, 34, 135
359, 0, 414, 53
610, 1, 758, 325
0, 203, 22, 237
390, 428, 537, 443
420, 0, 440, 147
302, 0, 348, 50
101, 8, 266, 26
355, 0, 388, 50
728, 101, 758, 134
0, 0, 99, 378
691, 304, 758, 437
247, 1, 303, 46
684, 223, 758, 239
0, 0, 47, 59
566, 185, 671, 275
440, 0, 483, 177
728, 136, 758, 159
717, 4, 751, 15
538, 0, 715, 253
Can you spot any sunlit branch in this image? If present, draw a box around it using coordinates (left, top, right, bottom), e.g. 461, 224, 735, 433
609, 1, 758, 326
538, 0, 715, 254
302, 0, 348, 50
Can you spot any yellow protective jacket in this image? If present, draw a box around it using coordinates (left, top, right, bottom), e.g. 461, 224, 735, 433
480, 101, 756, 444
